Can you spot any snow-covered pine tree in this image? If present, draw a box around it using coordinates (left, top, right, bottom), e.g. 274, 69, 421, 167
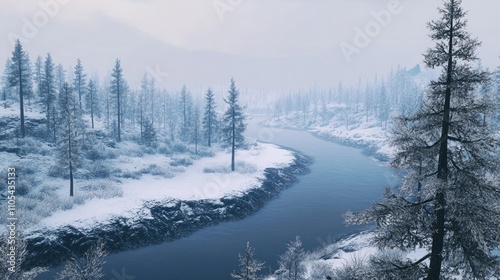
31, 55, 43, 107
192, 106, 201, 155
86, 79, 98, 129
378, 81, 389, 129
140, 73, 149, 138
493, 65, 500, 129
56, 64, 66, 91
40, 53, 57, 140
73, 59, 86, 112
2, 59, 13, 103
346, 1, 500, 279
109, 59, 127, 142
149, 77, 156, 127
278, 236, 306, 280
202, 87, 218, 147
179, 85, 192, 142
231, 242, 265, 280
142, 119, 157, 148
222, 78, 246, 172
8, 39, 32, 138
58, 83, 82, 197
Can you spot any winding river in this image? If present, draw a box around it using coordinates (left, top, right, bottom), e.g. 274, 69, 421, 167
36, 117, 396, 280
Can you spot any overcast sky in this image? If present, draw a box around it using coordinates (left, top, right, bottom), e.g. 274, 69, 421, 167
1, 0, 499, 91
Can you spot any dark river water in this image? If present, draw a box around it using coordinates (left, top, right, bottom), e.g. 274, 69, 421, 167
36, 117, 396, 280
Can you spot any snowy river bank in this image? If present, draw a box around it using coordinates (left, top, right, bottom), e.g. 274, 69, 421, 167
26, 149, 311, 270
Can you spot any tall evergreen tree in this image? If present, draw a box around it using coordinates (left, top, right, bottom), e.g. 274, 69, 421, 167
142, 119, 157, 147
40, 53, 57, 139
58, 83, 81, 197
192, 106, 201, 155
32, 55, 43, 106
56, 64, 66, 91
179, 85, 192, 142
73, 59, 86, 112
109, 59, 127, 142
8, 39, 32, 138
202, 87, 218, 147
2, 59, 14, 103
378, 82, 390, 129
222, 78, 246, 172
231, 242, 265, 280
86, 79, 98, 129
347, 1, 500, 279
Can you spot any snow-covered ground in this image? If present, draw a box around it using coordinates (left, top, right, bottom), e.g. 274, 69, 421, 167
26, 143, 294, 233
266, 109, 395, 162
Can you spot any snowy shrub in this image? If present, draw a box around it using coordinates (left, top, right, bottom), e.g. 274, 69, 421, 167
15, 172, 37, 196
118, 142, 144, 157
86, 142, 118, 160
17, 191, 62, 226
86, 163, 111, 179
142, 146, 157, 155
196, 147, 216, 158
48, 165, 64, 178
17, 137, 51, 155
157, 142, 172, 155
203, 165, 231, 174
170, 157, 193, 167
80, 182, 123, 200
142, 164, 177, 179
172, 142, 189, 153
60, 196, 75, 210
56, 240, 108, 280
16, 160, 37, 175
120, 170, 142, 179
307, 261, 334, 280
366, 250, 424, 280
235, 161, 257, 174
333, 254, 368, 280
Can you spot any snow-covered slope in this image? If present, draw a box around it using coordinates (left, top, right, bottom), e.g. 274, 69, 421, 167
30, 143, 294, 232
22, 144, 311, 269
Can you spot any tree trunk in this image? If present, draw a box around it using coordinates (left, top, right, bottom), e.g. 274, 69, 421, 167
208, 108, 212, 147
18, 64, 25, 138
117, 79, 121, 142
426, 2, 454, 279
90, 88, 94, 129
69, 160, 74, 197
231, 107, 235, 172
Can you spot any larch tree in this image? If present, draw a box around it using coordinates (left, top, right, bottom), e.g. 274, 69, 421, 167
231, 242, 265, 280
8, 39, 32, 138
58, 83, 81, 197
222, 78, 246, 172
109, 59, 127, 142
346, 1, 500, 279
73, 59, 86, 112
202, 87, 218, 147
